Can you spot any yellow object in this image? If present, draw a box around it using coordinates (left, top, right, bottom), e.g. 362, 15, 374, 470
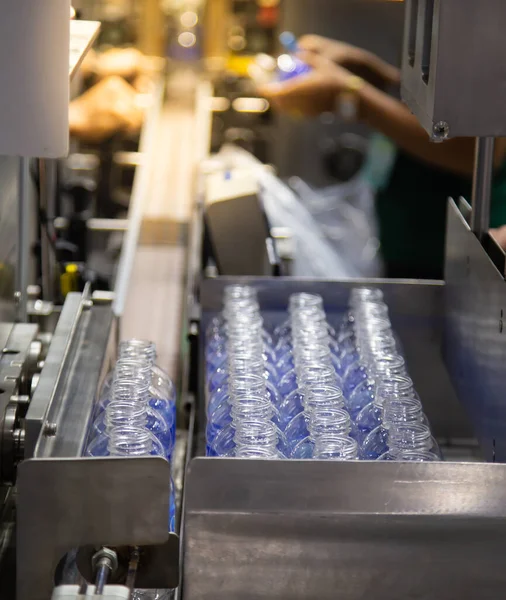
226, 54, 256, 78
339, 75, 366, 122
60, 264, 79, 297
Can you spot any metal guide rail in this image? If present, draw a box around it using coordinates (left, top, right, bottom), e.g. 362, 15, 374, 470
12, 291, 178, 600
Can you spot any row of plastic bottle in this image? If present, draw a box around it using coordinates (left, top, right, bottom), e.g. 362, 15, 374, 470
83, 339, 178, 531
205, 285, 441, 462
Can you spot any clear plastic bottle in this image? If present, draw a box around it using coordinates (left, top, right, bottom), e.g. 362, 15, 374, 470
234, 419, 288, 457
284, 385, 346, 449
361, 398, 425, 459
206, 374, 272, 447
108, 425, 165, 457
345, 359, 411, 419
101, 340, 176, 438
98, 360, 174, 435
279, 364, 339, 427
90, 380, 173, 457
274, 293, 324, 347
291, 407, 353, 458
355, 375, 419, 440
313, 435, 359, 460
210, 395, 282, 457
377, 423, 441, 460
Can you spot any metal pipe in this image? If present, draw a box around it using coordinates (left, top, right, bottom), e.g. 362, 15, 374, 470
16, 157, 31, 322
38, 158, 56, 302
470, 137, 495, 239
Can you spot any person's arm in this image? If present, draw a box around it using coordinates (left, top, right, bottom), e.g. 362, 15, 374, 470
357, 83, 506, 177
261, 52, 506, 178
298, 35, 400, 88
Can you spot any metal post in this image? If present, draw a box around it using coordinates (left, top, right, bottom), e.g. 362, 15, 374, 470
16, 157, 31, 322
470, 137, 495, 239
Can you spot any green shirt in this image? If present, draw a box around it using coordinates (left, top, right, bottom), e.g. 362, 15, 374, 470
376, 152, 506, 279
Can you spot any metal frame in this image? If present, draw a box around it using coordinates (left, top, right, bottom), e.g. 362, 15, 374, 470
17, 292, 177, 600
444, 199, 506, 461
181, 260, 506, 600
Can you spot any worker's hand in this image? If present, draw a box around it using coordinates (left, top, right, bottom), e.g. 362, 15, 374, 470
490, 226, 506, 250
299, 35, 364, 68
69, 76, 145, 143
259, 52, 354, 117
299, 34, 399, 88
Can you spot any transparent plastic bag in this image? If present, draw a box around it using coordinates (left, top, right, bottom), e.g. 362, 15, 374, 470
288, 176, 383, 277
214, 145, 382, 278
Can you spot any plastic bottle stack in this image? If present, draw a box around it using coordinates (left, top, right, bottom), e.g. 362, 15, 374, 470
204, 286, 441, 462
84, 339, 177, 531
274, 293, 357, 460
206, 285, 285, 458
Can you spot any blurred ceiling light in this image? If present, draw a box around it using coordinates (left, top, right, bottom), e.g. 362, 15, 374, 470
230, 25, 245, 36
178, 31, 197, 47
228, 35, 247, 52
232, 97, 270, 113
209, 97, 231, 112
277, 54, 295, 73
180, 10, 198, 28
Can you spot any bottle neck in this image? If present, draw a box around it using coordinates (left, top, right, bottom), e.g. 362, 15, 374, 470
383, 398, 423, 426
388, 424, 432, 451
308, 408, 351, 438
230, 396, 273, 422
234, 420, 278, 449
313, 435, 358, 460
108, 426, 162, 456
119, 339, 156, 365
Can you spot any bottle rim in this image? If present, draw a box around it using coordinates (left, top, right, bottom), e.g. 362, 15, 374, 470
382, 397, 423, 424
108, 425, 163, 456
313, 434, 358, 459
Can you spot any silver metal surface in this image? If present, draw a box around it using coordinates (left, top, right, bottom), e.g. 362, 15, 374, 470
16, 157, 31, 322
184, 458, 506, 600
401, 0, 506, 138
471, 137, 495, 239
25, 293, 86, 458
18, 292, 176, 600
17, 456, 170, 600
200, 277, 470, 439
444, 199, 506, 460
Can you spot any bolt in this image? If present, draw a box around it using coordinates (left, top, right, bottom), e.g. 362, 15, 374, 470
43, 422, 57, 436
92, 547, 118, 574
433, 121, 450, 142
10, 394, 30, 406
82, 299, 93, 310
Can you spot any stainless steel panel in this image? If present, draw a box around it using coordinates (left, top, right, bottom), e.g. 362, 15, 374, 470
200, 277, 470, 439
17, 292, 175, 600
184, 458, 506, 600
401, 0, 506, 138
17, 456, 171, 600
25, 293, 87, 458
444, 199, 506, 460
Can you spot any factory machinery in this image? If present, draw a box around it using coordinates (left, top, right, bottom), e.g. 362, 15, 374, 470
2, 0, 506, 599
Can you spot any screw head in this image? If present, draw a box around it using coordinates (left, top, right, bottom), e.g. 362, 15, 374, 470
82, 299, 93, 310
433, 121, 450, 141
43, 422, 57, 436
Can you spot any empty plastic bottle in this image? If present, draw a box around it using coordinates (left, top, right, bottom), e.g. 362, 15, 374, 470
376, 423, 441, 460
361, 398, 426, 459
313, 435, 359, 460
